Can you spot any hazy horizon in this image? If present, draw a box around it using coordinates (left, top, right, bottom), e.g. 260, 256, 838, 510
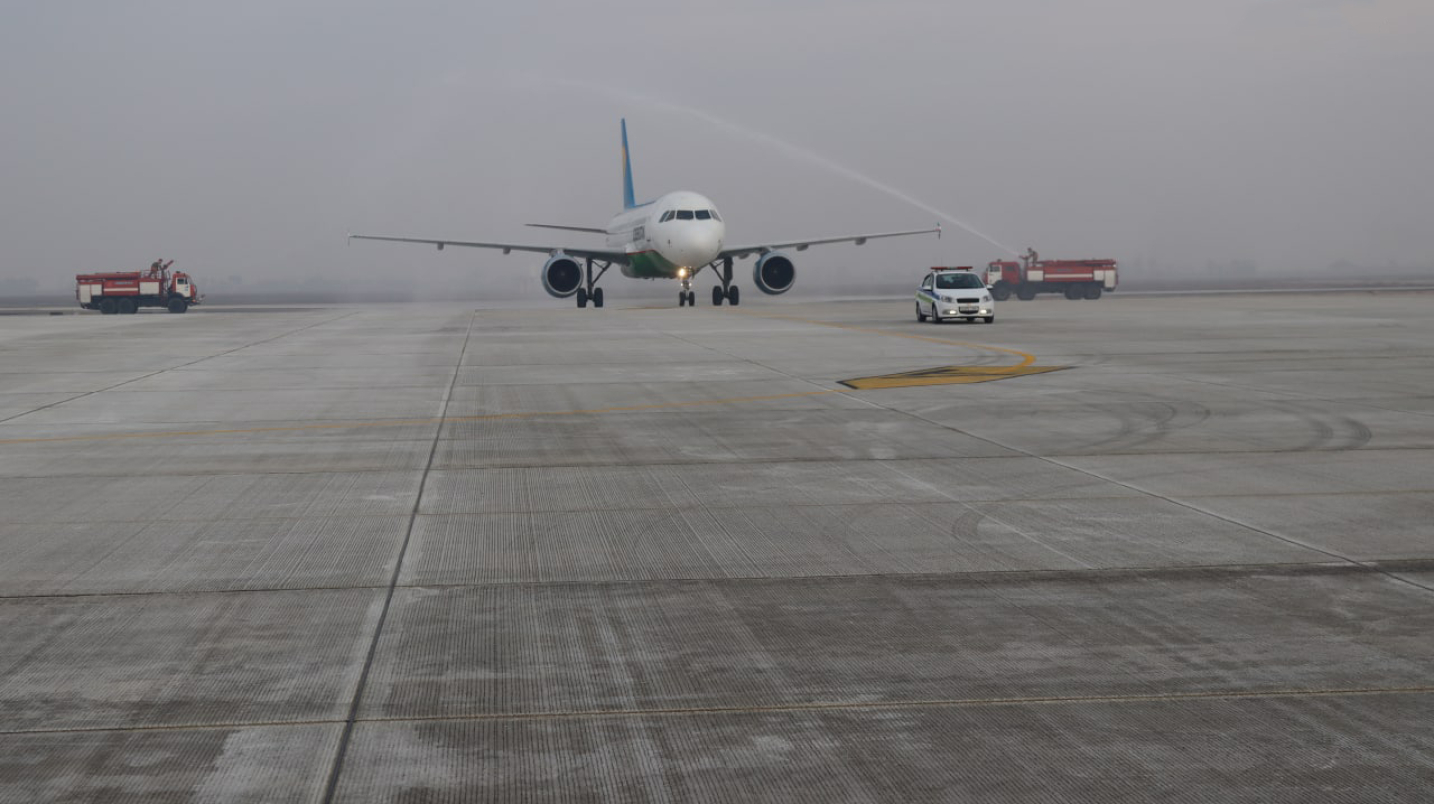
3, 1, 1431, 299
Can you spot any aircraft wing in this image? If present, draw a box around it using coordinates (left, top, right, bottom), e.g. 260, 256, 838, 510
719, 226, 940, 260
348, 234, 629, 263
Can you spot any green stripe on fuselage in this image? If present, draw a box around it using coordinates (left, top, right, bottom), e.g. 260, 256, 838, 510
627, 250, 682, 279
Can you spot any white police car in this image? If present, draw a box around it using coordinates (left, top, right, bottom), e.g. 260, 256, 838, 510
916, 267, 995, 324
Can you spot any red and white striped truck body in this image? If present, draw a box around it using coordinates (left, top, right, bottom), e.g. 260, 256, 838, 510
76, 265, 202, 314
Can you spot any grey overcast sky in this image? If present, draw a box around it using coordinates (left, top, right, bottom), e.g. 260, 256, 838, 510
2, 0, 1431, 294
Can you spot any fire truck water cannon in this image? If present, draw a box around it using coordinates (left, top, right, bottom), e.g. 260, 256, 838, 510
76, 259, 204, 315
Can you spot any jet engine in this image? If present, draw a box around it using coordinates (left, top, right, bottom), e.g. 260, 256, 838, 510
541, 254, 582, 298
753, 252, 796, 295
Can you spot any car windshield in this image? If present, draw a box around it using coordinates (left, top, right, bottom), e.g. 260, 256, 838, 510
935, 273, 984, 290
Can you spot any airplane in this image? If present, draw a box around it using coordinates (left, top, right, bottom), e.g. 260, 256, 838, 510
350, 120, 939, 308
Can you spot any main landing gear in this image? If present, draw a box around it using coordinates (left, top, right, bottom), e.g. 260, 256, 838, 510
576, 258, 610, 309
705, 257, 740, 308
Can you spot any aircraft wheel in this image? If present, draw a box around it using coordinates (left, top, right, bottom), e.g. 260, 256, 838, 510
687, 291, 696, 307
1084, 284, 1102, 300
678, 292, 686, 307
117, 298, 137, 315
98, 298, 118, 315
712, 285, 724, 306
728, 285, 739, 306
577, 288, 588, 308
592, 287, 604, 308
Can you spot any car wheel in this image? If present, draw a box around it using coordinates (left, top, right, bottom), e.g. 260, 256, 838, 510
916, 303, 926, 322
930, 303, 942, 324
983, 315, 995, 324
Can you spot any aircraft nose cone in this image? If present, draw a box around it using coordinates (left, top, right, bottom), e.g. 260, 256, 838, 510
682, 228, 721, 263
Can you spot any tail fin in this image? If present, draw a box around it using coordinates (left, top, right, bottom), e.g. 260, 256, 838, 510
621, 119, 637, 209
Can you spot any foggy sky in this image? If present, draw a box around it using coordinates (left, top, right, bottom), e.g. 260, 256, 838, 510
2, 1, 1432, 295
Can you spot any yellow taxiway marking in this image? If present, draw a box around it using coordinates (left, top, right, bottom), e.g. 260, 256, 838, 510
0, 389, 843, 446
840, 365, 1068, 390
0, 311, 1056, 446
737, 310, 1040, 368
736, 310, 1064, 389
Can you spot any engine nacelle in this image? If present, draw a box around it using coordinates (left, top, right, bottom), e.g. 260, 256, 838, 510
541, 254, 582, 298
753, 252, 796, 295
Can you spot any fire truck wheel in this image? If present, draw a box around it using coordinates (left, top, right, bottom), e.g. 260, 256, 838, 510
167, 298, 188, 314
1084, 284, 1103, 300
117, 298, 138, 315
991, 282, 1011, 301
916, 303, 927, 322
98, 299, 118, 315
1064, 286, 1082, 300
1017, 287, 1036, 301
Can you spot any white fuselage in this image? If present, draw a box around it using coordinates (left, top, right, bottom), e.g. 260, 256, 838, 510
605, 190, 726, 279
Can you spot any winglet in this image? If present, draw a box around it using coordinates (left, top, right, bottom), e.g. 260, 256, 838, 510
621, 119, 637, 210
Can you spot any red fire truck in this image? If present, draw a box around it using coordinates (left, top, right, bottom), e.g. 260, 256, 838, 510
76, 260, 203, 314
986, 249, 1118, 301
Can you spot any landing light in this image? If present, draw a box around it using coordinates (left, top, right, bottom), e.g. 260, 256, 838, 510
677, 267, 689, 279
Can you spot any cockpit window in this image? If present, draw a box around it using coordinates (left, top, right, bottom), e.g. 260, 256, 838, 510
695, 210, 711, 220
710, 210, 721, 221
659, 211, 673, 222
676, 210, 694, 220
935, 273, 984, 290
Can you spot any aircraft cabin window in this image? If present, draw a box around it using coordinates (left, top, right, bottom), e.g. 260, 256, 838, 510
676, 210, 694, 220
695, 210, 711, 220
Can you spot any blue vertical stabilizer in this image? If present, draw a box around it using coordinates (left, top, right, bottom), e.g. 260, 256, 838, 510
621, 119, 637, 209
